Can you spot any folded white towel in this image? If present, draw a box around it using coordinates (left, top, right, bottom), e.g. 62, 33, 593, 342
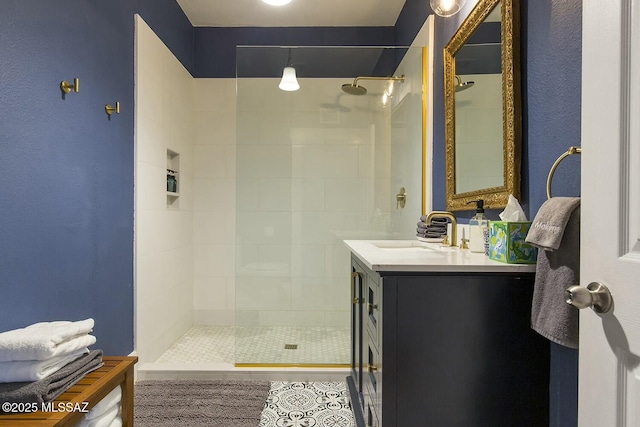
84, 386, 121, 420
109, 414, 122, 427
77, 404, 119, 427
0, 319, 95, 362
0, 349, 88, 382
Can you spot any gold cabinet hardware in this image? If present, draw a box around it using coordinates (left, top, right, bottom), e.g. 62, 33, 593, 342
60, 78, 79, 94
351, 272, 362, 304
396, 187, 407, 209
105, 102, 120, 116
367, 364, 377, 372
367, 303, 378, 311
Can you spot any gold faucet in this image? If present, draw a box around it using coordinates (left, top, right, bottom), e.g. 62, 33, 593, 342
425, 211, 458, 247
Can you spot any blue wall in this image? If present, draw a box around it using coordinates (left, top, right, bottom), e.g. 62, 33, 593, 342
194, 27, 396, 78
430, 1, 582, 426
522, 2, 581, 426
0, 0, 192, 355
431, 0, 582, 220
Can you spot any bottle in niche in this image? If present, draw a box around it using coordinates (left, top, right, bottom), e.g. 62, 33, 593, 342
468, 199, 489, 253
167, 169, 177, 193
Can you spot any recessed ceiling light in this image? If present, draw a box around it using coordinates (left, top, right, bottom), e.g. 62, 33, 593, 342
262, 0, 292, 5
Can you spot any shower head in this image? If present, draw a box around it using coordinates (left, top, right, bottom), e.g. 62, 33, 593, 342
455, 75, 475, 92
341, 75, 405, 96
341, 83, 368, 96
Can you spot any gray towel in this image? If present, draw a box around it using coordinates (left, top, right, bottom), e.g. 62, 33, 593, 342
417, 229, 447, 238
527, 199, 581, 349
419, 216, 448, 224
417, 223, 446, 231
417, 216, 448, 238
417, 226, 447, 236
0, 349, 103, 405
525, 197, 580, 251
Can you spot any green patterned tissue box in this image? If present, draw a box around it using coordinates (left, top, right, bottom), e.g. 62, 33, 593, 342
488, 221, 537, 264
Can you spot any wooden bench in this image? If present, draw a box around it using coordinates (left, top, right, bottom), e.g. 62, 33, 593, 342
0, 356, 137, 426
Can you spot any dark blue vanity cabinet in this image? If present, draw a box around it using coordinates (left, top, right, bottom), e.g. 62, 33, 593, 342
347, 254, 550, 427
350, 261, 365, 416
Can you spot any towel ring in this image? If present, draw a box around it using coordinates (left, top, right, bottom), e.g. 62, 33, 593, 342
546, 146, 582, 199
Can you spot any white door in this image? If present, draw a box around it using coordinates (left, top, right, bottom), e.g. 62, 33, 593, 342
580, 0, 640, 425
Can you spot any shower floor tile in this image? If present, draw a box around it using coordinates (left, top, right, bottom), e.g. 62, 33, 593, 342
155, 325, 350, 365
156, 325, 235, 364
260, 381, 355, 427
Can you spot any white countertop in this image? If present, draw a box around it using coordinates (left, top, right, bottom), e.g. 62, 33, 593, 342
344, 240, 537, 273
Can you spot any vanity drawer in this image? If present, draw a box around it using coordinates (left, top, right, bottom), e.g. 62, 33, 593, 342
366, 275, 381, 349
364, 337, 379, 395
363, 335, 381, 427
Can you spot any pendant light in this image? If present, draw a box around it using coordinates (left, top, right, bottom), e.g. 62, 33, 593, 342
430, 0, 466, 17
279, 49, 300, 91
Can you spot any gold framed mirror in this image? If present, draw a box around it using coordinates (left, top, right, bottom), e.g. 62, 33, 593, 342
444, 0, 521, 211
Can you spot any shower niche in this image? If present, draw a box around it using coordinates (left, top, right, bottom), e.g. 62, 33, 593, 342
166, 149, 179, 208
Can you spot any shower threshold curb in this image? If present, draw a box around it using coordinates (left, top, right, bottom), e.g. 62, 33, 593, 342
136, 362, 350, 382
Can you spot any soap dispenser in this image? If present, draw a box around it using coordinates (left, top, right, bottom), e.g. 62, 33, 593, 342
468, 199, 488, 253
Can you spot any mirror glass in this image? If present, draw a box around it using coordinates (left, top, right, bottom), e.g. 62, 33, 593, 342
444, 0, 521, 211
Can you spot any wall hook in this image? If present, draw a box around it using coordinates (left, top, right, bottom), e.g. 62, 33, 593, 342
60, 78, 80, 94
105, 102, 120, 116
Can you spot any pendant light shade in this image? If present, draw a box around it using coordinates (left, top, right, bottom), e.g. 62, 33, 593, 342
279, 66, 300, 91
430, 0, 466, 17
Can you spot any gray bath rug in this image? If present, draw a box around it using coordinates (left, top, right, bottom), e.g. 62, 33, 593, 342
134, 379, 271, 427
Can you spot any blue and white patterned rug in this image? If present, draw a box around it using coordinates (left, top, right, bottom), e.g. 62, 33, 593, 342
260, 381, 355, 427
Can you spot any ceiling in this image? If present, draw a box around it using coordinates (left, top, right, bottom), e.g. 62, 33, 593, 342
176, 0, 408, 27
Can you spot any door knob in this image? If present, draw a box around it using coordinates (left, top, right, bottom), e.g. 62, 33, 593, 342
565, 282, 613, 314
396, 187, 406, 209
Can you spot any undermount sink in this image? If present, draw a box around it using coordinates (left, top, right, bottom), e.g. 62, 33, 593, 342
371, 241, 442, 252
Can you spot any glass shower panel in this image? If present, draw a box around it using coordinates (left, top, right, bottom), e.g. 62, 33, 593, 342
235, 46, 412, 366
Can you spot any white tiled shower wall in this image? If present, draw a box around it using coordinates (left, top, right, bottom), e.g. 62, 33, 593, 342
135, 16, 194, 364
135, 17, 428, 364
390, 46, 429, 237
234, 77, 393, 329
135, 17, 239, 365
191, 78, 237, 327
